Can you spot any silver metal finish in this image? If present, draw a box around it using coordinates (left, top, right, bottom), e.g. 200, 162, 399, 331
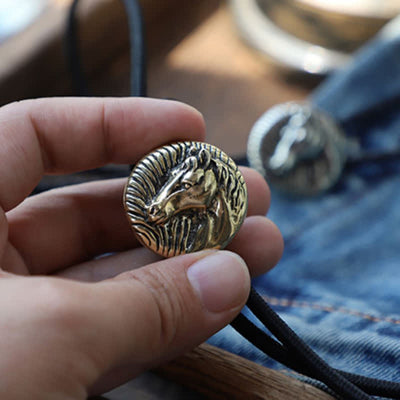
247, 102, 353, 196
229, 0, 350, 75
230, 0, 400, 75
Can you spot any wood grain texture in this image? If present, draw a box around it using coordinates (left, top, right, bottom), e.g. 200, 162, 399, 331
155, 343, 335, 400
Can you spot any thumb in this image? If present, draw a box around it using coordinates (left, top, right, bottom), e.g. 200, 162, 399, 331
86, 250, 250, 391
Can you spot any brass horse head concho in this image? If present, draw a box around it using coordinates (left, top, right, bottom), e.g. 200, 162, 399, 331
124, 141, 248, 257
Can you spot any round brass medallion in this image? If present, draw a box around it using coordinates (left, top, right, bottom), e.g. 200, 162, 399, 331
124, 141, 248, 257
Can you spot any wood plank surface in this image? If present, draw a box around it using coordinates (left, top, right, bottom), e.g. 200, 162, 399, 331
155, 343, 335, 400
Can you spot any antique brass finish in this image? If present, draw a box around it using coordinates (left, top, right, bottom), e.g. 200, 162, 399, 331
124, 142, 248, 257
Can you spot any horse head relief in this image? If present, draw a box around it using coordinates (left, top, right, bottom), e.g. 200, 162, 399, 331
124, 142, 248, 257
247, 102, 348, 196
268, 108, 326, 176
147, 148, 217, 224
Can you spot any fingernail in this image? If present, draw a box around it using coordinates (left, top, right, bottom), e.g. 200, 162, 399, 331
187, 251, 250, 313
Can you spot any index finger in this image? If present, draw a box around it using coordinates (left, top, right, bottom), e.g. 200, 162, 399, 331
0, 97, 205, 211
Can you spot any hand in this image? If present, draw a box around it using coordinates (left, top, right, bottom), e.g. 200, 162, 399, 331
0, 97, 283, 399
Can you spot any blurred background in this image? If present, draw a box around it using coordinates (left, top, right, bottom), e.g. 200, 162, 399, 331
2, 0, 400, 158
1, 1, 400, 398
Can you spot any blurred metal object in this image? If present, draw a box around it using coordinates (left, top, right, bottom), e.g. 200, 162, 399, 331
230, 0, 400, 74
0, 0, 48, 43
247, 102, 353, 196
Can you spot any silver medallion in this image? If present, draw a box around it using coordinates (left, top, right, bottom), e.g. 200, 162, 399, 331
247, 102, 353, 196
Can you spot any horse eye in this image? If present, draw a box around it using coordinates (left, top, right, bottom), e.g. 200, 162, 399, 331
182, 182, 192, 189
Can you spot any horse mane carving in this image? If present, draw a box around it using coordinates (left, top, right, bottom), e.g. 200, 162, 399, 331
124, 142, 247, 257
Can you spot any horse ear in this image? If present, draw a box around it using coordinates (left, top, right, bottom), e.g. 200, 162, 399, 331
198, 148, 211, 168
182, 156, 197, 171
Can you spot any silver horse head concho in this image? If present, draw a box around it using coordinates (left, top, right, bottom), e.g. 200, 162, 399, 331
124, 141, 248, 257
247, 102, 352, 197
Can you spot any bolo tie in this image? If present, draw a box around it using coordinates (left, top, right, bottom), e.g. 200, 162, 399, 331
247, 20, 400, 198
66, 1, 400, 399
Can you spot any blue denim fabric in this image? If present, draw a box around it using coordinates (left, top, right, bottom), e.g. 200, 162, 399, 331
209, 33, 400, 384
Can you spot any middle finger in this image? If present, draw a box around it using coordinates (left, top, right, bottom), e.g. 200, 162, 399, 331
7, 169, 271, 275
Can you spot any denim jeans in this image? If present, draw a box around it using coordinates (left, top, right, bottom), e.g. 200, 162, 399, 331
210, 28, 400, 384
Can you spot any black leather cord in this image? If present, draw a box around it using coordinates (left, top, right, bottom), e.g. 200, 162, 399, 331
348, 148, 400, 167
241, 288, 373, 400
65, 0, 146, 97
120, 0, 146, 97
232, 313, 400, 398
65, 1, 400, 399
65, 0, 89, 96
232, 289, 400, 399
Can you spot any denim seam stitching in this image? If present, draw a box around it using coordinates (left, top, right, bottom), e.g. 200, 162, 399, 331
263, 295, 400, 325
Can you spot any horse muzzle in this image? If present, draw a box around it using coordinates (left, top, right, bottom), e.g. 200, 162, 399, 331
147, 203, 169, 224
